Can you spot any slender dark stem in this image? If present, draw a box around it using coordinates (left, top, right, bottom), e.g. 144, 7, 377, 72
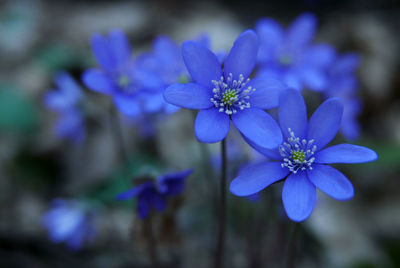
110, 106, 129, 164
144, 215, 159, 268
284, 223, 300, 268
214, 139, 227, 268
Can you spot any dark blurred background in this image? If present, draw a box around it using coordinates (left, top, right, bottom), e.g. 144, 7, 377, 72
0, 0, 399, 267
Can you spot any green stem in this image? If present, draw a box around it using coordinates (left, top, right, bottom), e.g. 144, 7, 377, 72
214, 139, 227, 268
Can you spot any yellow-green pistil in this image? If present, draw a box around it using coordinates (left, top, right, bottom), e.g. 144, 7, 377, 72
222, 90, 238, 105
279, 55, 292, 66
291, 150, 306, 163
118, 75, 130, 88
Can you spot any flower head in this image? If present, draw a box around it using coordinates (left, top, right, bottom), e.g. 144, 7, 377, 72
44, 72, 85, 143
82, 29, 143, 117
324, 53, 361, 140
256, 13, 336, 92
42, 199, 96, 250
117, 169, 193, 219
164, 30, 285, 149
230, 89, 377, 222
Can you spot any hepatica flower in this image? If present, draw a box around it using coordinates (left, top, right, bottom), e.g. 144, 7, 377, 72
256, 13, 335, 91
82, 29, 142, 117
164, 30, 284, 149
44, 72, 85, 143
42, 199, 95, 250
324, 53, 362, 140
117, 169, 193, 219
230, 89, 377, 222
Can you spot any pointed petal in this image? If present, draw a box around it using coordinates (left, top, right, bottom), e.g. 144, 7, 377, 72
152, 194, 167, 211
116, 183, 152, 200
113, 94, 141, 117
230, 162, 289, 196
224, 30, 259, 80
243, 136, 282, 160
255, 18, 283, 63
315, 144, 378, 164
308, 165, 354, 200
194, 108, 230, 143
286, 13, 317, 51
232, 108, 282, 149
279, 89, 308, 140
90, 34, 115, 72
248, 77, 287, 109
163, 83, 213, 109
182, 41, 222, 88
308, 98, 343, 149
109, 29, 132, 66
282, 172, 316, 222
301, 69, 328, 92
82, 69, 115, 95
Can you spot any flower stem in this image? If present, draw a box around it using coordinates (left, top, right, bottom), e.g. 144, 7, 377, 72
144, 215, 159, 268
285, 223, 300, 268
110, 106, 130, 164
214, 139, 227, 268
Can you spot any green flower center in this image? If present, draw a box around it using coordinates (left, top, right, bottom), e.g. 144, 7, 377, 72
222, 90, 238, 105
291, 150, 305, 163
178, 74, 189, 84
279, 55, 292, 66
118, 75, 130, 88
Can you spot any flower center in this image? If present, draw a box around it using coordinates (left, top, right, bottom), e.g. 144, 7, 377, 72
118, 75, 130, 88
279, 54, 292, 66
210, 73, 255, 115
178, 74, 189, 84
279, 128, 317, 174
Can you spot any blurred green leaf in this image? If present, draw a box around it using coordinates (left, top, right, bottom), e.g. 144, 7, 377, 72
0, 83, 38, 132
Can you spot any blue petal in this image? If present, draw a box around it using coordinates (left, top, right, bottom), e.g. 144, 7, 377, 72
301, 69, 328, 92
109, 29, 132, 67
54, 72, 82, 102
44, 91, 70, 111
164, 83, 213, 109
152, 194, 167, 212
116, 183, 152, 200
90, 34, 115, 73
333, 53, 360, 75
224, 30, 259, 80
194, 108, 230, 143
137, 194, 151, 219
315, 144, 377, 164
113, 94, 141, 117
153, 35, 180, 64
307, 98, 343, 150
307, 164, 354, 200
279, 89, 308, 140
232, 108, 282, 149
55, 109, 85, 143
243, 136, 282, 160
282, 172, 316, 222
286, 13, 317, 51
182, 41, 222, 88
230, 162, 289, 196
82, 69, 115, 95
255, 18, 283, 63
302, 44, 337, 69
142, 93, 164, 113
247, 77, 286, 109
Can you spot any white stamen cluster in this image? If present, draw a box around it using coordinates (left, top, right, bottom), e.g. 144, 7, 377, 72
210, 73, 255, 115
279, 128, 317, 174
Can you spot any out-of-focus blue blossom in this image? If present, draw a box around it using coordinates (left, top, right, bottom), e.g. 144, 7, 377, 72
117, 169, 193, 219
255, 13, 336, 92
44, 72, 85, 143
230, 89, 377, 222
324, 53, 362, 140
42, 199, 96, 251
164, 30, 285, 149
82, 29, 146, 117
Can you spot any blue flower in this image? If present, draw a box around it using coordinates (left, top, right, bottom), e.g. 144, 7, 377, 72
117, 169, 193, 219
82, 29, 143, 117
255, 13, 336, 92
230, 89, 377, 222
164, 30, 285, 149
324, 53, 361, 140
42, 199, 96, 250
44, 72, 85, 143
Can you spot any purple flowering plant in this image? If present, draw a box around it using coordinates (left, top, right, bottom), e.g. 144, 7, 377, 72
256, 13, 336, 92
164, 30, 286, 149
230, 89, 377, 222
117, 169, 193, 219
44, 72, 85, 143
42, 199, 96, 250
